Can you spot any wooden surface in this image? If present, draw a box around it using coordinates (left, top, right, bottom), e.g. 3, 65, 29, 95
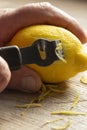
0, 0, 87, 130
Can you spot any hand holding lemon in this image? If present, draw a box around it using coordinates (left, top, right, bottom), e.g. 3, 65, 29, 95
0, 2, 87, 93
9, 24, 87, 83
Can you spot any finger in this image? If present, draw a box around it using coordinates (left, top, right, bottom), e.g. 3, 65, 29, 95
45, 3, 87, 43
0, 57, 11, 92
1, 2, 86, 45
7, 66, 42, 93
18, 2, 87, 43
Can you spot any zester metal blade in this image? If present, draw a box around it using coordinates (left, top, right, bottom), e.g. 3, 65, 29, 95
20, 39, 62, 66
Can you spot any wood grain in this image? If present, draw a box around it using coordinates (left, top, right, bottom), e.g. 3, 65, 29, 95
0, 73, 87, 130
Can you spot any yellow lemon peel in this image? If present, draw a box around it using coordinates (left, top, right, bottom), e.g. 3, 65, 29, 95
42, 118, 71, 130
42, 118, 64, 126
52, 120, 71, 130
46, 85, 66, 93
16, 103, 42, 108
51, 110, 87, 115
70, 93, 80, 110
80, 73, 87, 84
20, 103, 42, 116
16, 83, 67, 116
55, 42, 67, 63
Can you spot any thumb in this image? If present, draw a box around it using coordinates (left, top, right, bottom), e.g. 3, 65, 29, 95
0, 56, 11, 93
8, 66, 42, 93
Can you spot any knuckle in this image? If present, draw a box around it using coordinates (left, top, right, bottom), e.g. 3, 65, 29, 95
38, 2, 52, 10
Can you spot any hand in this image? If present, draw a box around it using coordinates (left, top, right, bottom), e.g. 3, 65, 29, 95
0, 2, 87, 93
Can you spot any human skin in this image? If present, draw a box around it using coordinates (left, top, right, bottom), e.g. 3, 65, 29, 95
0, 2, 87, 93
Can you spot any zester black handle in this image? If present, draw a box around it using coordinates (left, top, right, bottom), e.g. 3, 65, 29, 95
0, 46, 22, 70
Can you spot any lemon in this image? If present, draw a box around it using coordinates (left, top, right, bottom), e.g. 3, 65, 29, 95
8, 25, 87, 83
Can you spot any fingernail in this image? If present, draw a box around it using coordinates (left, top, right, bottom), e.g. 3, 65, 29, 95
21, 76, 36, 92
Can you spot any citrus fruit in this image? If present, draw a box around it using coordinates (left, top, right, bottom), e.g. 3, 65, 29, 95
8, 25, 87, 83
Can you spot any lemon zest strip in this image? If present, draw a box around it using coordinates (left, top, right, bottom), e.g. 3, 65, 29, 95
42, 118, 64, 126
38, 89, 51, 102
51, 110, 87, 115
16, 103, 42, 108
18, 98, 41, 116
70, 93, 80, 110
80, 74, 87, 84
16, 83, 67, 116
55, 42, 67, 63
47, 85, 66, 93
52, 120, 71, 130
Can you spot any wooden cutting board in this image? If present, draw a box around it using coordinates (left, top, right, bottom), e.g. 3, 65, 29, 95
0, 0, 87, 130
0, 72, 87, 130
1, 48, 87, 129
